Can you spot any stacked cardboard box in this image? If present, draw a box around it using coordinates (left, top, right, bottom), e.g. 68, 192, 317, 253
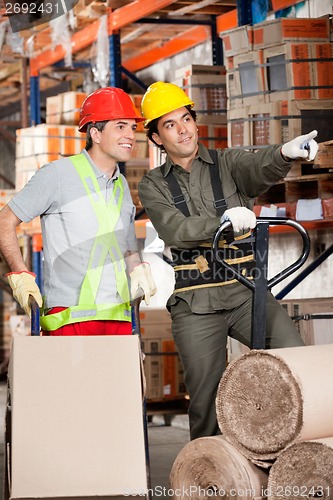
139, 308, 186, 401
227, 297, 333, 363
46, 91, 86, 125
172, 64, 228, 151
221, 17, 333, 213
280, 297, 333, 346
222, 17, 332, 149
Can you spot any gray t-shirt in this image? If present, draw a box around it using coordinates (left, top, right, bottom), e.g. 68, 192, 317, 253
9, 150, 138, 308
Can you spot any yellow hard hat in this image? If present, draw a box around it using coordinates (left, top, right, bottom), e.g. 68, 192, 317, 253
141, 82, 194, 127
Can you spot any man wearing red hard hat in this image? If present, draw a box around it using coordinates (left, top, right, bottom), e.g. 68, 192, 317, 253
0, 87, 156, 335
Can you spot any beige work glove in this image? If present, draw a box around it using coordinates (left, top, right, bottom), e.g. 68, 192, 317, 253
281, 130, 318, 162
7, 271, 43, 317
130, 262, 157, 306
221, 207, 256, 233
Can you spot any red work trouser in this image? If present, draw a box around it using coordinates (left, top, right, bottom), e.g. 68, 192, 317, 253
42, 307, 132, 336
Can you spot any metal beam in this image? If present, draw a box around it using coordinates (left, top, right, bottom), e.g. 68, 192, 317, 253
124, 25, 210, 73
30, 75, 41, 125
236, 0, 252, 26
109, 33, 122, 87
109, 0, 177, 30
275, 244, 333, 300
216, 9, 238, 34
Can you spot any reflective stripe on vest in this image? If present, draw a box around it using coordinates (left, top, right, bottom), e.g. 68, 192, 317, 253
41, 154, 131, 331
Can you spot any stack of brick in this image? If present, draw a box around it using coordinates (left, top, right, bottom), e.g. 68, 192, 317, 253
220, 17, 333, 214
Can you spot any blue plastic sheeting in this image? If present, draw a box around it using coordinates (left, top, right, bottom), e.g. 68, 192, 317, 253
252, 0, 269, 24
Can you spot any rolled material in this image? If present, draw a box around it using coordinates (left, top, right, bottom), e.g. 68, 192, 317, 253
216, 344, 333, 465
267, 437, 333, 500
169, 435, 268, 499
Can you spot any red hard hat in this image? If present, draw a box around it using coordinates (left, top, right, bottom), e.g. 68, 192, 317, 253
78, 87, 144, 132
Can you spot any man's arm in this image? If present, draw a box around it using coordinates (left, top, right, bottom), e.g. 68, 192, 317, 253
0, 204, 42, 316
0, 205, 28, 272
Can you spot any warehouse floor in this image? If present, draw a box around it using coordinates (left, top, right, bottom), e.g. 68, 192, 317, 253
0, 379, 190, 499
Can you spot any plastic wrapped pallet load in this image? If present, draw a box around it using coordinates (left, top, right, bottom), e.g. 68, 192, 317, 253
267, 437, 333, 499
215, 344, 333, 467
169, 435, 268, 499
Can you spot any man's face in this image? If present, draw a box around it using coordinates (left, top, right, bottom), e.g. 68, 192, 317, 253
152, 107, 198, 161
94, 119, 138, 163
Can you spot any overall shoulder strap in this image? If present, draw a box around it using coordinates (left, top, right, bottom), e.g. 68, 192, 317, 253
162, 164, 190, 217
208, 149, 227, 217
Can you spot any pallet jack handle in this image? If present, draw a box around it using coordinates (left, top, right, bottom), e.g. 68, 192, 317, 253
212, 217, 310, 349
132, 296, 152, 498
29, 296, 40, 336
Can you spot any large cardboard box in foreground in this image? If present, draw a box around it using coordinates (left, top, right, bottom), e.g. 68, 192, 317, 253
6, 336, 147, 499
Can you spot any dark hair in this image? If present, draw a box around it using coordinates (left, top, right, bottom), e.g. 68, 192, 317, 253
85, 121, 109, 150
146, 106, 197, 151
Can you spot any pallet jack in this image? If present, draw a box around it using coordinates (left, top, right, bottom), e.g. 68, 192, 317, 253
212, 217, 311, 349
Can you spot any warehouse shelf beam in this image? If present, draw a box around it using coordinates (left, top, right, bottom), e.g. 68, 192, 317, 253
275, 243, 333, 300
236, 0, 252, 25
136, 17, 213, 26
30, 0, 177, 76
210, 15, 223, 65
124, 25, 211, 73
216, 9, 238, 33
109, 32, 122, 88
28, 0, 233, 120
121, 66, 147, 91
30, 75, 41, 125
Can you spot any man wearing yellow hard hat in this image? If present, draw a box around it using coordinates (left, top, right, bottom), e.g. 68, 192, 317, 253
138, 81, 318, 440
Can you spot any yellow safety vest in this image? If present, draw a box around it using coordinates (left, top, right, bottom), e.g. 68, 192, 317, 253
41, 154, 131, 331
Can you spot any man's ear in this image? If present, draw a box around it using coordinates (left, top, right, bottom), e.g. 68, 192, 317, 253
90, 126, 100, 144
152, 132, 162, 146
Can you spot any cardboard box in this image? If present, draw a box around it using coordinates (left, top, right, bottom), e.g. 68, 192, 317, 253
175, 64, 225, 79
161, 339, 178, 399
7, 335, 147, 499
45, 94, 63, 124
227, 107, 250, 149
175, 74, 227, 124
322, 197, 333, 219
252, 18, 330, 50
280, 298, 333, 346
226, 70, 243, 110
247, 102, 282, 147
139, 308, 173, 339
142, 338, 163, 400
131, 132, 148, 160
233, 49, 266, 105
197, 124, 228, 150
263, 43, 313, 101
219, 25, 253, 57
59, 125, 86, 156
46, 91, 86, 126
62, 91, 86, 125
16, 125, 86, 164
142, 337, 186, 401
311, 43, 333, 99
279, 99, 333, 144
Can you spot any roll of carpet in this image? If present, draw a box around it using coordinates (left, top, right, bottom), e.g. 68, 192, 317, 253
267, 437, 333, 499
169, 435, 268, 499
215, 344, 333, 466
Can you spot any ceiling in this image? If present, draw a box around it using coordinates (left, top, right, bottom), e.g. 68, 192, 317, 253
0, 0, 237, 120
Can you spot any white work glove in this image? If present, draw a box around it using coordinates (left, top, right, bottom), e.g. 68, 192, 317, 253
221, 207, 256, 233
281, 130, 318, 162
7, 271, 43, 317
130, 262, 157, 306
